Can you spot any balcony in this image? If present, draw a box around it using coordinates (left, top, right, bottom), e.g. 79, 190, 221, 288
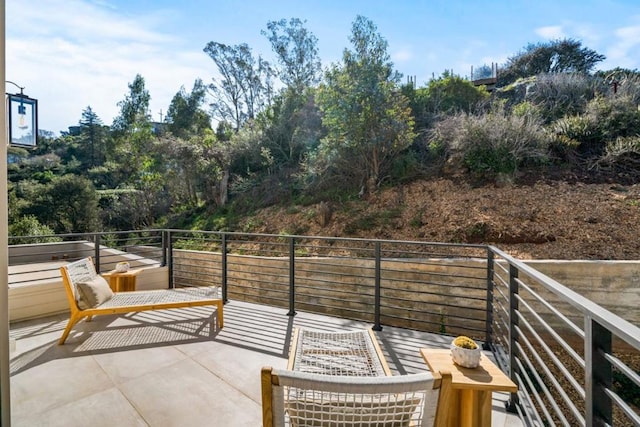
7, 230, 640, 426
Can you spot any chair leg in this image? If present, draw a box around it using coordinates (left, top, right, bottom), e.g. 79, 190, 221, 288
58, 312, 84, 345
217, 301, 224, 329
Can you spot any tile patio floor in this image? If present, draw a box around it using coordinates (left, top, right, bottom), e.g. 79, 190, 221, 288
9, 300, 523, 426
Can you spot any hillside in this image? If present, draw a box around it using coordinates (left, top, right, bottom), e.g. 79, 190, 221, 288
239, 176, 640, 260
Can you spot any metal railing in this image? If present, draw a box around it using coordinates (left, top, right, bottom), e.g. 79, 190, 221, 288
7, 229, 640, 425
489, 247, 640, 426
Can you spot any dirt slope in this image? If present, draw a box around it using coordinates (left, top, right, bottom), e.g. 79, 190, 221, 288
241, 178, 640, 260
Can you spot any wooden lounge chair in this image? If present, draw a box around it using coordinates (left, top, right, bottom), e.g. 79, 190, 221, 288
261, 366, 441, 426
58, 257, 223, 345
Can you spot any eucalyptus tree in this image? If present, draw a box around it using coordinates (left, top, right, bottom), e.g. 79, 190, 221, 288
315, 15, 415, 194
261, 18, 323, 170
263, 18, 321, 93
165, 79, 212, 139
203, 42, 273, 132
112, 74, 151, 135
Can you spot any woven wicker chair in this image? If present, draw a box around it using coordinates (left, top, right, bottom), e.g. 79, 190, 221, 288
261, 366, 441, 427
58, 257, 223, 344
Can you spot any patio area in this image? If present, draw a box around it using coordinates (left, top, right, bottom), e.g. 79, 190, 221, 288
9, 299, 522, 426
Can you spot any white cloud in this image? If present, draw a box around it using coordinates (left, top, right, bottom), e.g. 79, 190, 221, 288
535, 25, 566, 39
606, 24, 640, 68
7, 0, 213, 133
392, 48, 413, 63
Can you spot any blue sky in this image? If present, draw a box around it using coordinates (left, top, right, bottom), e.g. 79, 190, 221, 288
7, 0, 640, 134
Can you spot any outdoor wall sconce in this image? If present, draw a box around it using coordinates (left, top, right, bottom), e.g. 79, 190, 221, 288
6, 80, 38, 148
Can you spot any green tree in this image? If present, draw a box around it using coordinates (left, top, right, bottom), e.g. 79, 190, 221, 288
203, 42, 273, 132
263, 18, 321, 92
315, 16, 415, 194
165, 79, 211, 139
24, 174, 101, 233
8, 215, 60, 244
112, 74, 151, 135
499, 39, 605, 86
78, 106, 110, 168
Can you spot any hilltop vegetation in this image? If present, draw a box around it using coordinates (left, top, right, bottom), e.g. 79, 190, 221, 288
7, 16, 640, 259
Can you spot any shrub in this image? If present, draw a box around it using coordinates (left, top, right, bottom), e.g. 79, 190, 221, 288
8, 215, 61, 244
432, 107, 548, 178
527, 72, 604, 122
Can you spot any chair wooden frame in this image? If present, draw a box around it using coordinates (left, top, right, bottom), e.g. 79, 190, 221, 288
58, 257, 223, 345
261, 366, 442, 427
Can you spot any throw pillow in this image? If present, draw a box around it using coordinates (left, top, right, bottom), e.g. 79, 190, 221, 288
76, 276, 114, 308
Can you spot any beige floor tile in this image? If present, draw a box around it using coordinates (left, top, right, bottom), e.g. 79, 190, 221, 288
119, 358, 260, 426
11, 355, 114, 420
92, 345, 189, 384
12, 387, 147, 427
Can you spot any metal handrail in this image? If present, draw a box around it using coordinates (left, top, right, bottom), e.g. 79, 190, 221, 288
7, 229, 640, 425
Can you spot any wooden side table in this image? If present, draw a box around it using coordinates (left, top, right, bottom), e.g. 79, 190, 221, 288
420, 348, 517, 427
102, 269, 142, 292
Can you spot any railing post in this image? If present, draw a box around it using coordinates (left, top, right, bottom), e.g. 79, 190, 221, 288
373, 241, 382, 331
167, 231, 173, 289
585, 317, 613, 426
287, 236, 296, 316
484, 249, 494, 349
161, 230, 167, 267
221, 233, 228, 303
507, 263, 520, 412
94, 233, 101, 273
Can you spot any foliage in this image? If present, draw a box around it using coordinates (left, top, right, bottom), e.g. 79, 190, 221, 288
23, 174, 101, 234
423, 72, 489, 115
261, 87, 323, 170
165, 79, 212, 139
203, 41, 274, 132
314, 15, 415, 194
432, 107, 548, 178
499, 39, 605, 86
262, 18, 321, 92
111, 74, 151, 135
8, 215, 60, 244
525, 73, 605, 122
551, 95, 640, 160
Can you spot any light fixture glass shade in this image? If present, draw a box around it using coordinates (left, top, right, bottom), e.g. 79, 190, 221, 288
7, 94, 38, 147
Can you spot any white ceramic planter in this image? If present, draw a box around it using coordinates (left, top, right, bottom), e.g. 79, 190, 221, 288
450, 340, 482, 368
115, 262, 130, 272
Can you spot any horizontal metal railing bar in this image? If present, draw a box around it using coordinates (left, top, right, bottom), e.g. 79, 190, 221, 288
515, 293, 585, 369
603, 350, 640, 390
517, 278, 585, 339
380, 267, 487, 283
514, 363, 558, 426
380, 278, 487, 294
492, 259, 510, 276
515, 324, 586, 417
380, 302, 486, 322
293, 287, 373, 300
379, 313, 485, 334
380, 258, 487, 271
293, 277, 374, 289
493, 285, 509, 308
490, 246, 640, 350
492, 270, 509, 289
603, 385, 640, 425
381, 291, 487, 313
515, 314, 586, 398
165, 228, 487, 250
226, 276, 290, 288
295, 263, 376, 274
381, 296, 486, 314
